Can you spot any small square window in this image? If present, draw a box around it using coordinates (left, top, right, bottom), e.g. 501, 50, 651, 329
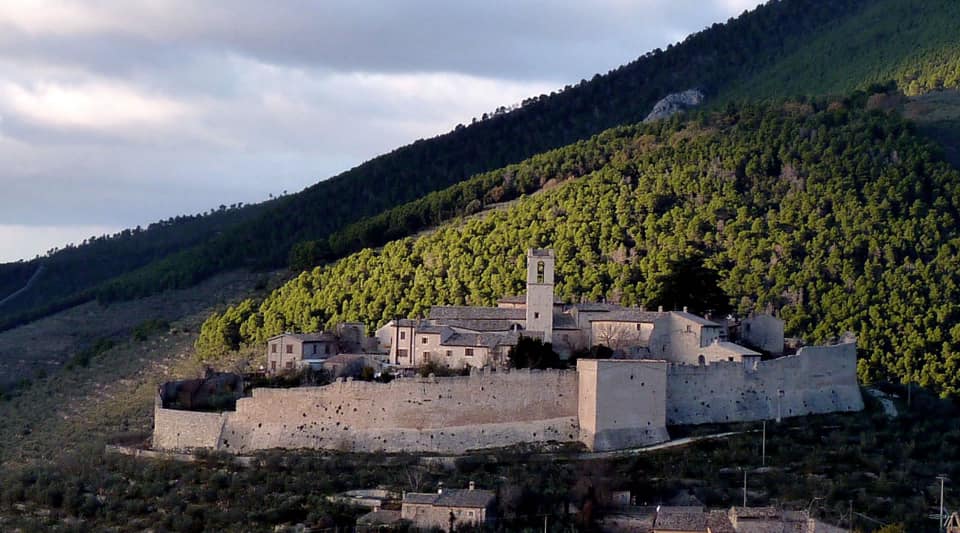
534, 312, 540, 319
422, 337, 428, 344
465, 348, 474, 357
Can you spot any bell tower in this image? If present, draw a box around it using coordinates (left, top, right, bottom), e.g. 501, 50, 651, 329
525, 249, 555, 343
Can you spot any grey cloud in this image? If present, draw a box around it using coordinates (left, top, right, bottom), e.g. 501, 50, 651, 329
0, 0, 762, 261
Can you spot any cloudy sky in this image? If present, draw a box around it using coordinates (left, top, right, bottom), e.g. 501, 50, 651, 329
0, 0, 762, 262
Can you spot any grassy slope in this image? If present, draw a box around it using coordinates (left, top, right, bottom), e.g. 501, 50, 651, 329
0, 270, 276, 464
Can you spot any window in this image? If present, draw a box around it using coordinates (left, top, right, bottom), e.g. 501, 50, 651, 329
398, 349, 408, 358
636, 323, 642, 331
271, 344, 277, 353
728, 357, 734, 362
286, 344, 293, 354
400, 331, 406, 340
311, 344, 317, 354
534, 312, 540, 319
698, 355, 705, 365
325, 344, 331, 354
465, 348, 474, 357
422, 337, 428, 344
446, 350, 453, 357
685, 325, 692, 332
423, 351, 431, 361
537, 260, 545, 283
270, 361, 277, 371
285, 361, 293, 369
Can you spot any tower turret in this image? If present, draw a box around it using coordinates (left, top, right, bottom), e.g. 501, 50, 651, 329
525, 249, 555, 343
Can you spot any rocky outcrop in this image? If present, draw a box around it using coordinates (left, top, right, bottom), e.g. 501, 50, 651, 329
644, 89, 705, 122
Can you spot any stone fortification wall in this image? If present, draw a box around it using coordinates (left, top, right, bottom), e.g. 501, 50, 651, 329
578, 359, 669, 451
214, 369, 578, 454
666, 342, 863, 425
153, 400, 227, 450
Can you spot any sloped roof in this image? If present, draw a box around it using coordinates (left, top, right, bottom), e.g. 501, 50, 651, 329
709, 341, 761, 357
441, 319, 521, 332
430, 306, 525, 321
356, 509, 401, 526
269, 332, 337, 342
707, 510, 736, 533
654, 506, 706, 531
552, 313, 579, 330
670, 311, 720, 327
403, 489, 495, 509
590, 310, 664, 323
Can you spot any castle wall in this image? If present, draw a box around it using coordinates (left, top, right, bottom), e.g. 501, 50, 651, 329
577, 359, 669, 451
213, 369, 579, 454
152, 343, 863, 454
153, 401, 226, 450
666, 342, 863, 425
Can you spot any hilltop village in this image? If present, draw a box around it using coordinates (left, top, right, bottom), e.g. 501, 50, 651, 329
154, 249, 863, 455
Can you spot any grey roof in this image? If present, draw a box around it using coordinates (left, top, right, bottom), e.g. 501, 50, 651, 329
441, 319, 522, 332
403, 489, 495, 508
430, 305, 525, 321
416, 324, 454, 335
552, 313, 579, 330
670, 311, 721, 327
709, 341, 761, 356
654, 506, 706, 530
440, 332, 518, 348
498, 294, 565, 305
403, 493, 438, 505
356, 509, 401, 526
589, 310, 664, 323
269, 332, 337, 342
707, 510, 736, 533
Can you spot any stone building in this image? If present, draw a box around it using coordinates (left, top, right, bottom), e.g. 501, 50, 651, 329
401, 482, 495, 530
266, 323, 376, 374
375, 249, 778, 370
266, 332, 338, 373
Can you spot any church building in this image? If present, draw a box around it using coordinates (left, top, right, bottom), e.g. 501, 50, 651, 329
375, 249, 776, 370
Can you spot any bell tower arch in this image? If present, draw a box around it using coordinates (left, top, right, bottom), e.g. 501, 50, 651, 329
525, 249, 555, 343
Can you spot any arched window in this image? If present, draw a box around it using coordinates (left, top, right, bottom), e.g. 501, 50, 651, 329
537, 261, 545, 283
698, 354, 706, 366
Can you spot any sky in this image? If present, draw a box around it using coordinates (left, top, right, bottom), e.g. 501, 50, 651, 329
0, 0, 763, 263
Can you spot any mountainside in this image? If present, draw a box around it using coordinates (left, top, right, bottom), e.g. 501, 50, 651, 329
200, 101, 960, 395
0, 202, 275, 331
8, 0, 960, 334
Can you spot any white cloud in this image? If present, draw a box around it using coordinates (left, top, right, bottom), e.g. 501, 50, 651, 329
0, 80, 187, 131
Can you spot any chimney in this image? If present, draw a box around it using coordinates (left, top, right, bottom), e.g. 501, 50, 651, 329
469, 481, 475, 491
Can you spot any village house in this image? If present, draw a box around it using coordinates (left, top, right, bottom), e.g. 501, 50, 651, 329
375, 249, 777, 371
401, 482, 495, 530
265, 323, 373, 374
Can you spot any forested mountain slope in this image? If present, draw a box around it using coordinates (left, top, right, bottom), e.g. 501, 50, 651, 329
6, 0, 960, 333
199, 101, 960, 395
0, 202, 274, 331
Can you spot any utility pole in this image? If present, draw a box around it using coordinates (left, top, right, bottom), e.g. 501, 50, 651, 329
939, 474, 949, 533
743, 468, 748, 507
762, 421, 766, 467
849, 500, 853, 533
